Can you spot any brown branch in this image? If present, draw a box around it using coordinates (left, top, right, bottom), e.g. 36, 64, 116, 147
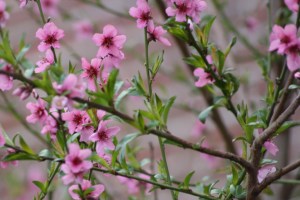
255, 159, 300, 195
148, 129, 253, 172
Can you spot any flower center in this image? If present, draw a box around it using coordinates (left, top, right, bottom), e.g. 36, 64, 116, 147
86, 66, 98, 79
36, 107, 45, 118
45, 34, 57, 45
73, 114, 83, 125
141, 11, 152, 22
281, 35, 291, 44
102, 37, 113, 48
72, 157, 82, 166
97, 130, 108, 141
177, 3, 188, 13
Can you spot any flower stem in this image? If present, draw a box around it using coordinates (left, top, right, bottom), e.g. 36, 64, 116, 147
35, 0, 46, 24
158, 137, 177, 200
144, 28, 152, 99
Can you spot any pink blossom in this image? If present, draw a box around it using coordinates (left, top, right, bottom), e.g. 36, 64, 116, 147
0, 64, 13, 91
166, 0, 207, 23
0, 1, 9, 27
285, 0, 299, 12
89, 121, 120, 155
0, 148, 19, 169
295, 71, 300, 79
68, 180, 105, 200
117, 174, 151, 194
97, 110, 106, 120
61, 144, 93, 185
26, 99, 48, 124
35, 49, 54, 73
285, 40, 300, 71
245, 16, 258, 31
81, 57, 102, 91
41, 115, 57, 139
62, 110, 90, 134
129, 0, 152, 28
53, 74, 86, 99
93, 25, 126, 68
38, 0, 59, 16
52, 96, 68, 110
264, 141, 279, 156
19, 0, 28, 8
73, 20, 94, 39
147, 21, 171, 46
64, 143, 92, 173
269, 24, 297, 54
13, 86, 32, 100
0, 128, 5, 146
36, 22, 64, 52
61, 164, 85, 185
194, 68, 214, 87
257, 164, 276, 183
191, 120, 206, 138
117, 176, 140, 194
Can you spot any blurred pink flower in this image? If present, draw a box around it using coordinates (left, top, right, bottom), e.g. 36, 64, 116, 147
39, 0, 60, 16
65, 143, 92, 173
191, 120, 206, 138
166, 0, 207, 23
257, 164, 276, 183
36, 22, 64, 52
89, 120, 120, 155
295, 71, 300, 79
245, 16, 258, 31
19, 0, 27, 8
93, 25, 126, 68
117, 174, 151, 195
73, 20, 94, 39
129, 0, 152, 28
264, 141, 279, 156
0, 1, 9, 27
147, 21, 171, 46
52, 96, 68, 110
285, 0, 299, 12
68, 179, 105, 200
13, 86, 32, 100
285, 40, 300, 71
62, 110, 90, 134
0, 64, 13, 91
35, 49, 54, 73
41, 115, 58, 139
53, 74, 86, 99
269, 24, 297, 55
194, 68, 214, 87
0, 148, 19, 169
61, 164, 85, 185
81, 57, 102, 91
26, 98, 48, 124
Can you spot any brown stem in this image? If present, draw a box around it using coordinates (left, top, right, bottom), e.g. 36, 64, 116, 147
255, 159, 300, 196
148, 129, 253, 172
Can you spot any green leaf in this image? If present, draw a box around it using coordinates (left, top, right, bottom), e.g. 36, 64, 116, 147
3, 152, 38, 161
16, 45, 30, 61
38, 149, 51, 158
162, 96, 176, 124
224, 37, 237, 58
202, 16, 216, 45
216, 50, 225, 74
90, 153, 110, 169
0, 125, 13, 146
33, 181, 46, 193
167, 26, 189, 42
183, 171, 195, 189
115, 87, 135, 109
106, 69, 119, 101
198, 105, 215, 123
18, 135, 34, 154
275, 121, 300, 135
